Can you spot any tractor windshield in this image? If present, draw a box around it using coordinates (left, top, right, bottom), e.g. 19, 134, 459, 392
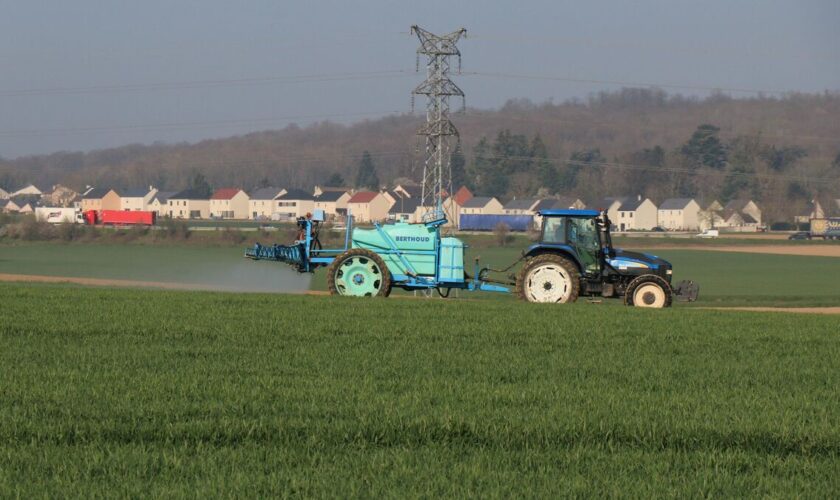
542, 217, 566, 244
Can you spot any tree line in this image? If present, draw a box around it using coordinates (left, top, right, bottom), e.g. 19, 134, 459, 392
1, 89, 838, 221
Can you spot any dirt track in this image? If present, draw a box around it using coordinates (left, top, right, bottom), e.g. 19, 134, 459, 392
626, 245, 840, 258
704, 307, 840, 315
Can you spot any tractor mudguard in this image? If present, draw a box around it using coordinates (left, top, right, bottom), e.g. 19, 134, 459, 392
523, 244, 584, 273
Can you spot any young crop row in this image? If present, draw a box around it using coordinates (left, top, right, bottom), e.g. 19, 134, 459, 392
1, 284, 839, 497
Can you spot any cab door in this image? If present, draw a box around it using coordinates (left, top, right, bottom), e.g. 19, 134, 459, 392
567, 217, 601, 275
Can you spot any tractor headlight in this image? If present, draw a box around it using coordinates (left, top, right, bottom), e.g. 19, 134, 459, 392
666, 269, 673, 275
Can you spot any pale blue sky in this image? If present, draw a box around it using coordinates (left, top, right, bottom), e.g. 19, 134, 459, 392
1, 0, 837, 157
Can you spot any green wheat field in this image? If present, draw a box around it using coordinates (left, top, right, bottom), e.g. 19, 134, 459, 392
2, 281, 839, 497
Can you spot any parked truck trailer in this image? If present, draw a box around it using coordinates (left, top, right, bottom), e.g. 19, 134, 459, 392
83, 210, 156, 226
34, 207, 84, 224
810, 218, 840, 240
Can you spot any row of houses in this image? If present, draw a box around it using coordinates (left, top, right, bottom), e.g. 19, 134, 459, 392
459, 195, 763, 232
1, 181, 764, 231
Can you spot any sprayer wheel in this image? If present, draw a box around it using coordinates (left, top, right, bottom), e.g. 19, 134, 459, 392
327, 248, 392, 297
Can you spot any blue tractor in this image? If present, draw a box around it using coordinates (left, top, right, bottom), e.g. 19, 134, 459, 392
512, 209, 697, 307
246, 208, 698, 307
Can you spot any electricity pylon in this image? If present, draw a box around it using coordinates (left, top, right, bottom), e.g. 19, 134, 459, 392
411, 25, 466, 223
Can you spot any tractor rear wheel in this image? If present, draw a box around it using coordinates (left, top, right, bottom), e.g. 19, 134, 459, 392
515, 254, 580, 304
327, 249, 391, 297
624, 274, 672, 308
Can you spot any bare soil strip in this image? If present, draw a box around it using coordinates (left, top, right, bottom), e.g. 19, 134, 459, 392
625, 245, 840, 258
701, 307, 840, 315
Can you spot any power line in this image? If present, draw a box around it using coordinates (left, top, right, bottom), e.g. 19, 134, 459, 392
0, 70, 413, 98
466, 33, 839, 64
466, 110, 840, 145
0, 110, 403, 138
79, 148, 836, 186
463, 70, 795, 96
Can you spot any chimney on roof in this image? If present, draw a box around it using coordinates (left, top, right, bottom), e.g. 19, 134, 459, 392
637, 194, 641, 201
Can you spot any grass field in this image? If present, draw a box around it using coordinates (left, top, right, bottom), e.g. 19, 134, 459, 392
1, 284, 839, 497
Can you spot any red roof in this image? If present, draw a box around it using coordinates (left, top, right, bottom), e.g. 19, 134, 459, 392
348, 191, 379, 203
451, 186, 473, 206
210, 188, 242, 200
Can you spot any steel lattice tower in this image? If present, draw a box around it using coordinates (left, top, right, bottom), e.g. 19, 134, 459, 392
411, 25, 466, 223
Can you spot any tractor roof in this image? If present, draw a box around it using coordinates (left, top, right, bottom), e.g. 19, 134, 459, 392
538, 209, 600, 217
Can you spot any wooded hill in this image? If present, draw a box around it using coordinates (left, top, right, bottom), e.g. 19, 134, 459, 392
1, 88, 838, 221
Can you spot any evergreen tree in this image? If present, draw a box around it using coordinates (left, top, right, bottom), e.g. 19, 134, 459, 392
449, 146, 466, 190
720, 137, 759, 201
681, 124, 728, 169
325, 172, 345, 187
188, 172, 212, 198
257, 177, 270, 189
354, 151, 379, 190
566, 149, 605, 188
531, 135, 558, 194
760, 145, 807, 171
470, 137, 508, 197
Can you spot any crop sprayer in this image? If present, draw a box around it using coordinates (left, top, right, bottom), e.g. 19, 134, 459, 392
246, 25, 697, 307
245, 209, 699, 308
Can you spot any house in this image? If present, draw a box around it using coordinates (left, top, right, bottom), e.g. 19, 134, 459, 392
11, 183, 49, 197
720, 209, 759, 231
657, 198, 702, 230
210, 188, 250, 219
0, 187, 9, 199
80, 188, 112, 212
724, 199, 762, 226
460, 196, 504, 216
616, 198, 658, 231
697, 200, 725, 230
313, 190, 351, 219
167, 189, 210, 219
313, 185, 354, 197
346, 191, 391, 222
101, 189, 121, 211
442, 186, 474, 227
273, 189, 315, 220
529, 197, 586, 228
43, 184, 79, 207
503, 198, 541, 215
249, 187, 286, 220
1, 199, 19, 212
388, 193, 422, 222
392, 184, 423, 200
119, 187, 158, 211
148, 191, 177, 217
594, 196, 658, 231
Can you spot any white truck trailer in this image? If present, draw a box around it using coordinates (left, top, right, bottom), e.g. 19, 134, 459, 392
34, 207, 84, 224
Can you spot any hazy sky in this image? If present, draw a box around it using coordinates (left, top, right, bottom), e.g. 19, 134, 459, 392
1, 0, 837, 157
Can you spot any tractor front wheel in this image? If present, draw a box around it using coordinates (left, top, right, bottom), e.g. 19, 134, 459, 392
624, 274, 672, 308
515, 254, 580, 304
327, 249, 391, 297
